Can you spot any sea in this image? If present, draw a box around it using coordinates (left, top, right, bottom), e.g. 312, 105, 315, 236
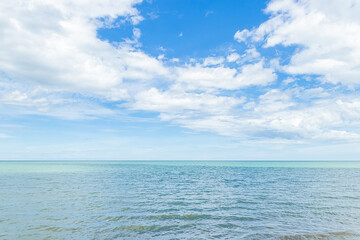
1, 161, 360, 240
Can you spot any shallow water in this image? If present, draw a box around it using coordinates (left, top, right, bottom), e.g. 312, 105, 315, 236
1, 161, 360, 239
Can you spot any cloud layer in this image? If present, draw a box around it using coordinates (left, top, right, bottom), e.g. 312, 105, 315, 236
1, 0, 360, 144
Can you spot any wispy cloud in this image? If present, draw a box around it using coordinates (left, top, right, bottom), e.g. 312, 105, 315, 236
205, 10, 214, 17
0, 133, 12, 139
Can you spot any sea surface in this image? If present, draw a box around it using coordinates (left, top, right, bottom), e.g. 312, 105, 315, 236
1, 161, 360, 240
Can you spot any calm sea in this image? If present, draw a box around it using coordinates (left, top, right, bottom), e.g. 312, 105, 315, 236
1, 161, 360, 239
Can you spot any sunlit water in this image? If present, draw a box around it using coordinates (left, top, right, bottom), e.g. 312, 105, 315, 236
1, 161, 360, 240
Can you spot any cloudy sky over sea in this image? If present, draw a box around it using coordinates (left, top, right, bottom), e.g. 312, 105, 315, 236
1, 0, 360, 160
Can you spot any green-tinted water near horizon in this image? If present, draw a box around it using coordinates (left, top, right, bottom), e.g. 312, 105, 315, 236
1, 160, 360, 173
1, 161, 360, 239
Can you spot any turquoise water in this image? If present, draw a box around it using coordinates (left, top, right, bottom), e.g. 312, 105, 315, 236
1, 161, 360, 239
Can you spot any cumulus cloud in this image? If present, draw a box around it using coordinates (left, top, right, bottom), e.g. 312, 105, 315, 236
0, 0, 276, 124
0, 0, 167, 95
131, 87, 243, 115
226, 52, 240, 62
202, 57, 225, 66
234, 29, 252, 42
148, 90, 360, 141
1, 0, 360, 144
174, 61, 276, 91
236, 0, 360, 86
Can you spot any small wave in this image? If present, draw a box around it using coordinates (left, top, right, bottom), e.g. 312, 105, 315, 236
114, 225, 158, 232
271, 201, 296, 206
28, 225, 80, 233
112, 224, 193, 233
237, 200, 259, 204
225, 216, 257, 221
279, 231, 359, 239
145, 214, 211, 220
217, 223, 239, 228
102, 216, 126, 222
120, 207, 132, 211
167, 201, 190, 206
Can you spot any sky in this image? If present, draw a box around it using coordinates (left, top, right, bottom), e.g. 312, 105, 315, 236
0, 0, 360, 160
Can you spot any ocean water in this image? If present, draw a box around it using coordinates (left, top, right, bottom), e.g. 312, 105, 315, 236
1, 161, 360, 240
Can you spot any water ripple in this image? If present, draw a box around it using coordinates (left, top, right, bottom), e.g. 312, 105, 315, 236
1, 161, 360, 239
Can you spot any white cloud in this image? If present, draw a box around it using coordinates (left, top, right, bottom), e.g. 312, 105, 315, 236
132, 27, 141, 40
202, 56, 225, 66
0, 79, 115, 120
234, 29, 252, 42
205, 10, 214, 17
175, 61, 276, 91
238, 0, 360, 86
316, 130, 360, 141
129, 80, 360, 141
242, 48, 261, 62
226, 48, 260, 64
0, 0, 168, 96
0, 0, 277, 125
255, 89, 295, 113
227, 52, 240, 62
132, 87, 243, 115
0, 133, 11, 139
1, 0, 360, 145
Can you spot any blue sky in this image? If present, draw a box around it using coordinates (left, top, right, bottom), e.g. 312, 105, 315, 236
99, 0, 268, 58
1, 0, 360, 160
